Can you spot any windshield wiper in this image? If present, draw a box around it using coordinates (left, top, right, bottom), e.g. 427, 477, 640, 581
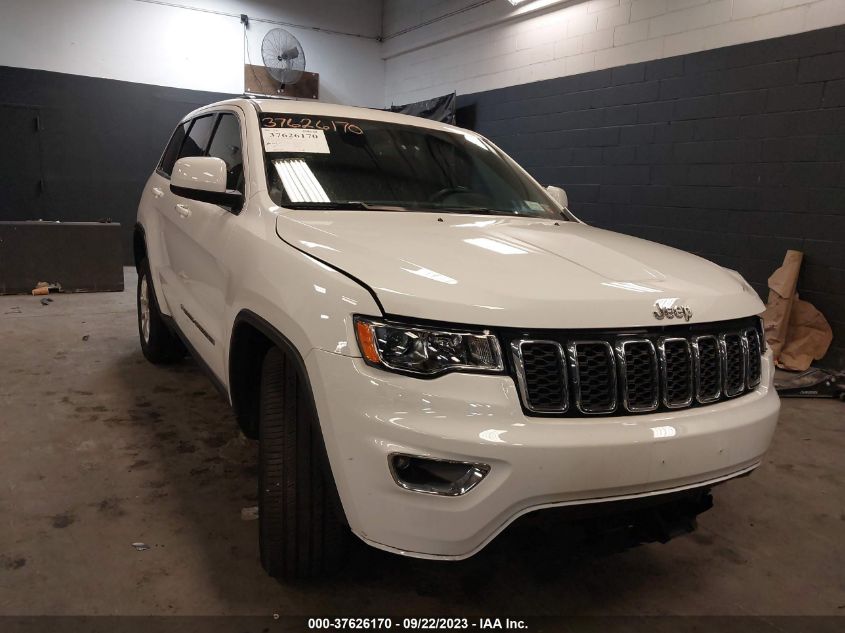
282, 201, 410, 211
282, 202, 564, 219
437, 206, 569, 219
432, 206, 503, 215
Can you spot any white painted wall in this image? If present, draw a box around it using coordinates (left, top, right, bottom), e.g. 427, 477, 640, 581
383, 0, 845, 105
0, 0, 384, 107
4, 0, 845, 108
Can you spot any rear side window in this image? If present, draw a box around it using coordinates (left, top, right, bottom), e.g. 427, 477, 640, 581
207, 113, 244, 192
177, 114, 215, 161
158, 122, 188, 177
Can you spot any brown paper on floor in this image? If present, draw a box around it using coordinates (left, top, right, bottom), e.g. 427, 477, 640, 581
778, 295, 833, 371
762, 250, 803, 360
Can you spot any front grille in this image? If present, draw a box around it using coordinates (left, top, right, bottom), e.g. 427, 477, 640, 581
509, 318, 764, 417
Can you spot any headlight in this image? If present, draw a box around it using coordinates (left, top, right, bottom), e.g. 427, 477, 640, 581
354, 316, 503, 377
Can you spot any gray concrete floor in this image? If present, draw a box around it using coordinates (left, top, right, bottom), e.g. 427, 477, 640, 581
0, 268, 843, 616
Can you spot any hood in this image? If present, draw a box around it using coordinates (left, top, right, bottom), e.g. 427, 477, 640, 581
275, 211, 764, 329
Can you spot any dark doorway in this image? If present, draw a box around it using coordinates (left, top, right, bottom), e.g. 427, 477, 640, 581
0, 105, 44, 220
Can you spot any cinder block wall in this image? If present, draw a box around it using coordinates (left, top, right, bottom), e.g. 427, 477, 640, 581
385, 0, 845, 107
459, 26, 845, 365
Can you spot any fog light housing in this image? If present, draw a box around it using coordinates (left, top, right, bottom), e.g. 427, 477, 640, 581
389, 454, 490, 496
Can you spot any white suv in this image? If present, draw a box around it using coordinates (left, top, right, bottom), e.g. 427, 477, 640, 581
134, 98, 779, 579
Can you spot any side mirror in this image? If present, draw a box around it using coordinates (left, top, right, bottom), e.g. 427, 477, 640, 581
171, 156, 243, 211
545, 185, 568, 209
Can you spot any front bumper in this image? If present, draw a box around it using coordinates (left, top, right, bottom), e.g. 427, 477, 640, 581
306, 348, 779, 559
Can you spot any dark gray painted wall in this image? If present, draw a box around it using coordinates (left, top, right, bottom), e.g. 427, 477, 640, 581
0, 65, 233, 264
458, 26, 845, 367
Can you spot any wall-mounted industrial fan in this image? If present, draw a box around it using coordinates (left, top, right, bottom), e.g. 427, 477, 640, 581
261, 28, 306, 87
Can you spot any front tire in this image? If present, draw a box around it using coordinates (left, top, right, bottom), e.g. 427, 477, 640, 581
137, 258, 185, 364
258, 347, 349, 579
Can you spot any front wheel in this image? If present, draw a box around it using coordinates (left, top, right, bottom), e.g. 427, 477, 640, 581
137, 259, 185, 364
258, 347, 350, 579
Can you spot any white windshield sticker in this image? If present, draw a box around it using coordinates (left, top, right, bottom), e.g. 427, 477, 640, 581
262, 128, 330, 153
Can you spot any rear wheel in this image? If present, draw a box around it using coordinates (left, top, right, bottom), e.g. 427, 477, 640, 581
137, 259, 185, 364
258, 347, 349, 579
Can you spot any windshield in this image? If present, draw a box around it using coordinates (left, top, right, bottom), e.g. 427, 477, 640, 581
261, 114, 562, 218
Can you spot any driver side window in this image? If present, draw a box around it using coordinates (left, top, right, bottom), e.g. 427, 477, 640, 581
207, 113, 245, 193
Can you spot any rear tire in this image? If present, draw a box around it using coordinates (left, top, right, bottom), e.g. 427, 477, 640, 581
137, 258, 185, 364
258, 347, 349, 580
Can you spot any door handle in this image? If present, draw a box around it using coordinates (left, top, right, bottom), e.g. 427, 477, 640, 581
152, 187, 164, 198
175, 203, 192, 218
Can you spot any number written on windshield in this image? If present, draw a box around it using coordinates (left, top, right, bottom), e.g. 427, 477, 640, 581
261, 116, 363, 135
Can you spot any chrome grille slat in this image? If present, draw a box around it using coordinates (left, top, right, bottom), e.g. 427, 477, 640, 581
510, 320, 765, 417
721, 332, 747, 397
617, 339, 659, 412
569, 341, 617, 414
659, 337, 694, 408
692, 335, 721, 403
744, 328, 762, 388
511, 340, 568, 413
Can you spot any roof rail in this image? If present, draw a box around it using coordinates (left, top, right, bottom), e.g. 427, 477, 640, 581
241, 93, 295, 101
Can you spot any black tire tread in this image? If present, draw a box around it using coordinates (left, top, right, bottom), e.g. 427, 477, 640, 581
258, 347, 348, 579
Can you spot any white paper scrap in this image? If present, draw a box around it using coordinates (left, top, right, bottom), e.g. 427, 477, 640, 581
262, 128, 330, 153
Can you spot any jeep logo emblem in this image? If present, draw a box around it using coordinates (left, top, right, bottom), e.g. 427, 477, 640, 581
654, 304, 692, 321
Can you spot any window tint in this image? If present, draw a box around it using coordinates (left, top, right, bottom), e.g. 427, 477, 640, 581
177, 114, 215, 161
159, 122, 188, 176
207, 114, 244, 192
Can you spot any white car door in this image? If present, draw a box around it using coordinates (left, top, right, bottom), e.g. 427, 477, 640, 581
165, 110, 247, 380
157, 113, 217, 360
143, 120, 191, 316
